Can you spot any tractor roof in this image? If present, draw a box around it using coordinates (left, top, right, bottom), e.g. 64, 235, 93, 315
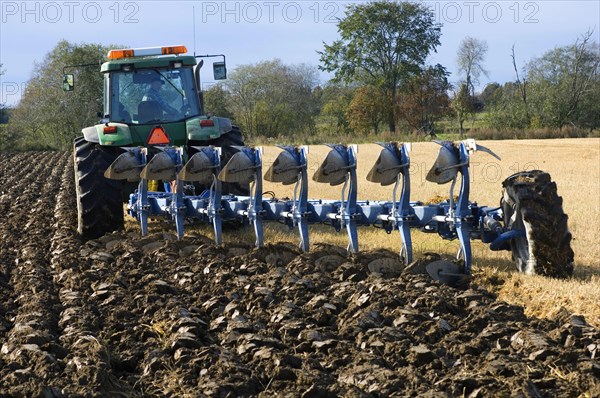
100, 45, 197, 72
101, 55, 196, 72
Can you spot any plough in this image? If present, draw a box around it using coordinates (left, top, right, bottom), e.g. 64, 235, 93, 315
105, 139, 524, 277
67, 45, 573, 279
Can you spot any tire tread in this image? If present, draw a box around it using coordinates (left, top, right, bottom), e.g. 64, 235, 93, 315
501, 170, 574, 278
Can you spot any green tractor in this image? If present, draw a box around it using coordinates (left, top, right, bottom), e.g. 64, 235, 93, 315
65, 45, 247, 239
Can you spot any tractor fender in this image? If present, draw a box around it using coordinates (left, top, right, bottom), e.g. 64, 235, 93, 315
82, 123, 133, 146
82, 126, 100, 143
187, 116, 233, 141
214, 117, 233, 134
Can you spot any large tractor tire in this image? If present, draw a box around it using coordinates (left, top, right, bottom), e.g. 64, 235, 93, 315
501, 170, 574, 278
190, 126, 250, 196
73, 137, 124, 239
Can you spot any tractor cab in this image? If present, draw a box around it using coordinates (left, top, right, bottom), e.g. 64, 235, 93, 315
108, 66, 200, 125
100, 46, 202, 125
64, 45, 231, 147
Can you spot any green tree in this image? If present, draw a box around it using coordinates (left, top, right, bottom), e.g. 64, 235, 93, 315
484, 82, 530, 130
203, 84, 233, 119
575, 77, 600, 131
8, 40, 120, 150
484, 33, 599, 132
0, 63, 6, 124
317, 83, 356, 135
0, 63, 4, 110
451, 83, 474, 135
479, 82, 501, 108
319, 1, 441, 133
347, 85, 388, 135
225, 59, 318, 138
526, 30, 599, 129
0, 63, 10, 151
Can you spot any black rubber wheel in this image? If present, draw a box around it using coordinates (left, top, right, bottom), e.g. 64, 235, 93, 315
189, 126, 250, 196
501, 170, 574, 278
73, 137, 124, 239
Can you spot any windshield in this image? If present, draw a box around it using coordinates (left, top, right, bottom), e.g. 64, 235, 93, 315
109, 67, 199, 124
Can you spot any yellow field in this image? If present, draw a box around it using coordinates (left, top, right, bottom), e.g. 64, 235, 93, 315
134, 138, 600, 327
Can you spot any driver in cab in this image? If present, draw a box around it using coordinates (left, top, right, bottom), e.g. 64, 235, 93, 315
142, 76, 179, 116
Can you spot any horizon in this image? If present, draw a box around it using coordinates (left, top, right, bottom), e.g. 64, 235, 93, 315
1, 1, 599, 106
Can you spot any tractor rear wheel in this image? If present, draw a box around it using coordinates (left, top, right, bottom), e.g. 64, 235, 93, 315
73, 137, 124, 239
189, 126, 250, 196
501, 170, 574, 278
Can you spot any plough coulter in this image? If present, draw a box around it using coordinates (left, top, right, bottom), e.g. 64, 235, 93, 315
102, 139, 574, 280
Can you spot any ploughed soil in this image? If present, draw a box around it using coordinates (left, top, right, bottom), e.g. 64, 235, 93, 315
0, 151, 598, 397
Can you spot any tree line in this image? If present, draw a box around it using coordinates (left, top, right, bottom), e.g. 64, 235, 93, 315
205, 26, 598, 141
1, 41, 118, 151
1, 1, 598, 151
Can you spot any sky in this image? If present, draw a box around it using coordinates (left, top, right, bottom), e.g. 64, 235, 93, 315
1, 0, 599, 106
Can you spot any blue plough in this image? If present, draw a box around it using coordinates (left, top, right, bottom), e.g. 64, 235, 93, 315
105, 140, 524, 277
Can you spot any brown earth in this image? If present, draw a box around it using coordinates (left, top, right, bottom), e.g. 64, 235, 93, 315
0, 151, 598, 397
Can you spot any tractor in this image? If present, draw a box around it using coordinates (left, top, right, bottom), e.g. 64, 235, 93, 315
64, 45, 247, 239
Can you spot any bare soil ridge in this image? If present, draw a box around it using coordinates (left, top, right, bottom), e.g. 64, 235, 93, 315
0, 151, 598, 397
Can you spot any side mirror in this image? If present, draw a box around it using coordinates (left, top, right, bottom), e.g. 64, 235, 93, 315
213, 62, 227, 80
63, 74, 74, 91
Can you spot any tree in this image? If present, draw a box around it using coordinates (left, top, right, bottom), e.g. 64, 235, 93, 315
203, 84, 233, 119
0, 63, 6, 124
483, 31, 599, 132
479, 82, 501, 108
0, 63, 10, 151
457, 36, 489, 96
396, 64, 451, 135
319, 1, 441, 133
451, 83, 474, 135
0, 63, 10, 125
511, 45, 530, 124
453, 36, 488, 134
317, 83, 356, 135
225, 59, 318, 138
484, 82, 530, 130
347, 85, 388, 135
8, 40, 120, 150
526, 30, 599, 129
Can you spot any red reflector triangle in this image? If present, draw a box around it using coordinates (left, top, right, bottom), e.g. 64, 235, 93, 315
147, 126, 170, 145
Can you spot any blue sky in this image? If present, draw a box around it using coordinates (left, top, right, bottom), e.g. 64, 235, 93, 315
1, 1, 599, 105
